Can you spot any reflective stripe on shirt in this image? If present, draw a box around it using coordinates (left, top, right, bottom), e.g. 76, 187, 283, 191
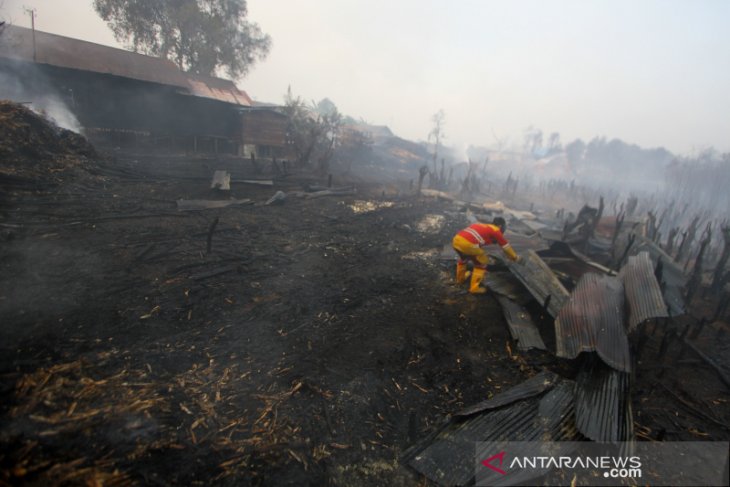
464, 227, 486, 245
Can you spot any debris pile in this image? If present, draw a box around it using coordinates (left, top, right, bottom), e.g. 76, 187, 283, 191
0, 100, 96, 182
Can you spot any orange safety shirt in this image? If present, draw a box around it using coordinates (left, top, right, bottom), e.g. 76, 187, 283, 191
457, 223, 509, 248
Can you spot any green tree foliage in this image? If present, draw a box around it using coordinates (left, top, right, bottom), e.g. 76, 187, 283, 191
93, 0, 271, 78
283, 88, 342, 174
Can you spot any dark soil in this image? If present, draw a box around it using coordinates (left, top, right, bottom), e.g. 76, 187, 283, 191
1, 104, 728, 486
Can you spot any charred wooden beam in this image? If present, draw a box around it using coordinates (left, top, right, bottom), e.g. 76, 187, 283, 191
206, 217, 219, 255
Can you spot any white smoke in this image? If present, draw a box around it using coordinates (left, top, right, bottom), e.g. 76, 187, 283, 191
0, 61, 83, 134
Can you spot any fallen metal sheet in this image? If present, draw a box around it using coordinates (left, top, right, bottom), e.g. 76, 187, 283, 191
575, 355, 634, 442
505, 250, 570, 318
455, 370, 559, 417
619, 251, 669, 330
176, 198, 253, 211
521, 219, 549, 232
555, 273, 632, 372
631, 235, 686, 316
210, 170, 231, 190
504, 232, 550, 255
484, 271, 534, 304
539, 241, 614, 276
496, 296, 547, 351
407, 380, 578, 486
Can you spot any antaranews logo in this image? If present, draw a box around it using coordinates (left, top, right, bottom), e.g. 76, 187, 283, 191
480, 451, 642, 479
481, 451, 507, 475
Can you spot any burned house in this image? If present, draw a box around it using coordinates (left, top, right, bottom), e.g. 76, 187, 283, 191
0, 25, 287, 156
239, 102, 290, 159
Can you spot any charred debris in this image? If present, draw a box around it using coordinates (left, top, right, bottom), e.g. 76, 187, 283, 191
1, 100, 728, 485
1, 26, 729, 487
409, 178, 730, 483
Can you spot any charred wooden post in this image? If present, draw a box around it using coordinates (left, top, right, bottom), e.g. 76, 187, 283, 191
647, 210, 657, 241
675, 214, 701, 264
635, 322, 651, 360
714, 293, 730, 321
417, 165, 428, 196
689, 317, 707, 339
250, 152, 260, 173
327, 174, 333, 188
626, 195, 638, 217
711, 225, 730, 295
685, 222, 712, 303
657, 328, 673, 360
656, 206, 670, 243
614, 233, 636, 271
654, 256, 664, 284
665, 227, 679, 255
206, 216, 219, 255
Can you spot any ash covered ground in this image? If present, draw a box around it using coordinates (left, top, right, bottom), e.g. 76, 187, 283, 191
1, 101, 728, 486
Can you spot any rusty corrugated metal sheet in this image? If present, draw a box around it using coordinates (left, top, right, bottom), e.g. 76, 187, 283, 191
495, 296, 547, 351
0, 25, 189, 88
185, 74, 252, 106
574, 355, 633, 442
555, 273, 631, 372
1, 25, 252, 107
506, 250, 570, 317
619, 251, 669, 330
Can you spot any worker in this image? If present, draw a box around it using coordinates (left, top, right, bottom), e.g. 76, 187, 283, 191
452, 216, 521, 294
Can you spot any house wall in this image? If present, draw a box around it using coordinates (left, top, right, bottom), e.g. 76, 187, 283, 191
0, 58, 241, 153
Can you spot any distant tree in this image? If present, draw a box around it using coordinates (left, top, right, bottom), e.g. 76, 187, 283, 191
565, 139, 585, 163
283, 88, 342, 174
428, 109, 445, 175
93, 0, 271, 78
523, 125, 543, 156
547, 132, 562, 154
313, 98, 338, 117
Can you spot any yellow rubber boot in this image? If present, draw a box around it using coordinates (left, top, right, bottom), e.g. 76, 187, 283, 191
456, 261, 467, 284
469, 267, 487, 294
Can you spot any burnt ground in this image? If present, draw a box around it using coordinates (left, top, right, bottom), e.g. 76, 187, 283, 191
1, 137, 729, 483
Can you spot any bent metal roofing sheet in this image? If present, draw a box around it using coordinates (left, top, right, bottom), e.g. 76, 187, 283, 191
406, 377, 578, 486
619, 251, 669, 330
505, 250, 570, 318
555, 273, 632, 373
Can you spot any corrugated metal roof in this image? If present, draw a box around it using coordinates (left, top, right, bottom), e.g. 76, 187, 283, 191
1, 25, 189, 88
0, 25, 251, 107
185, 73, 252, 106
574, 355, 633, 442
555, 273, 632, 372
506, 250, 570, 317
484, 271, 533, 304
631, 235, 686, 316
619, 251, 669, 330
496, 296, 547, 351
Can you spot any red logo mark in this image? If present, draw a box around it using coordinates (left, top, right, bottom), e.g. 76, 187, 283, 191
482, 451, 507, 475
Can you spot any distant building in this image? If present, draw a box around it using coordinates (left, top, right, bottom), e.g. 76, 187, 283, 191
340, 122, 393, 148
0, 25, 288, 156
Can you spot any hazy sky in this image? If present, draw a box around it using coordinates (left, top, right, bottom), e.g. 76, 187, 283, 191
3, 0, 729, 156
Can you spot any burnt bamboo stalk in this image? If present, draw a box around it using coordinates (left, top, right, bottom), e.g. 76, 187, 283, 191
685, 222, 712, 303
711, 226, 730, 294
